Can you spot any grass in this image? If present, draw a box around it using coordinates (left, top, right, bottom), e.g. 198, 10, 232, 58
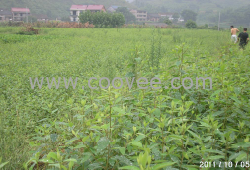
0, 27, 250, 170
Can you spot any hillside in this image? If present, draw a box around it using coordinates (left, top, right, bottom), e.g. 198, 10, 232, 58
0, 0, 135, 19
132, 0, 250, 26
132, 0, 250, 13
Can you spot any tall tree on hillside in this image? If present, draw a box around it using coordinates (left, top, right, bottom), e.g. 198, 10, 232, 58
116, 7, 136, 24
181, 9, 197, 22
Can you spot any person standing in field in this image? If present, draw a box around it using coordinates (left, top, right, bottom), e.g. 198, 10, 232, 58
237, 28, 249, 49
231, 26, 239, 43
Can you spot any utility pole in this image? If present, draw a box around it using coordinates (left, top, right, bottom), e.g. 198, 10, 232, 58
26, 6, 28, 23
218, 12, 220, 31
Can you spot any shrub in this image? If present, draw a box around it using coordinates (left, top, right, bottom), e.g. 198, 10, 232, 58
79, 11, 125, 28
164, 18, 173, 25
185, 20, 197, 28
17, 25, 39, 35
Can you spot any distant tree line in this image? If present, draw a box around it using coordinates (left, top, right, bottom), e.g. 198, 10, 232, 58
209, 5, 250, 27
79, 11, 125, 28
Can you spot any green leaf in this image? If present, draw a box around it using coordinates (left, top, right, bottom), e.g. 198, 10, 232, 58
39, 159, 54, 164
205, 149, 224, 155
152, 162, 176, 170
64, 158, 77, 162
236, 152, 247, 162
96, 137, 109, 153
74, 143, 86, 149
208, 155, 224, 160
130, 141, 142, 147
119, 147, 125, 155
230, 96, 241, 104
212, 111, 224, 117
119, 166, 140, 170
229, 152, 244, 161
81, 153, 92, 163
170, 155, 180, 163
134, 134, 145, 142
169, 135, 184, 140
82, 136, 90, 143
232, 142, 250, 148
187, 130, 201, 142
210, 89, 222, 98
47, 152, 57, 160
49, 164, 67, 170
182, 165, 199, 170
113, 107, 126, 114
0, 161, 9, 168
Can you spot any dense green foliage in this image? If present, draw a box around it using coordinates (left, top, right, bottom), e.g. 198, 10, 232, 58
185, 20, 197, 29
79, 11, 125, 28
0, 0, 134, 19
116, 7, 136, 24
0, 27, 250, 170
164, 19, 172, 26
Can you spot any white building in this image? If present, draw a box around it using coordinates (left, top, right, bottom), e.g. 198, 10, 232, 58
130, 9, 147, 22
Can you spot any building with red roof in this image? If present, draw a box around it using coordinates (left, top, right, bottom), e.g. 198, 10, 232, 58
70, 5, 88, 11
11, 7, 30, 22
86, 5, 106, 12
70, 5, 106, 22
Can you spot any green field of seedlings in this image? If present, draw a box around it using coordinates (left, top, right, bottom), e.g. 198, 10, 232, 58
0, 27, 250, 170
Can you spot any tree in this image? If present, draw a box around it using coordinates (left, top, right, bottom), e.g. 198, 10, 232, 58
181, 9, 197, 22
185, 20, 197, 28
79, 11, 125, 28
164, 18, 172, 25
116, 7, 136, 24
208, 4, 250, 27
79, 10, 93, 24
172, 13, 180, 23
111, 13, 125, 27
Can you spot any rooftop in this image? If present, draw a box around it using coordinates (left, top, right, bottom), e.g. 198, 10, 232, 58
110, 6, 120, 10
0, 8, 12, 15
70, 5, 88, 10
70, 5, 105, 11
11, 8, 30, 13
86, 5, 105, 10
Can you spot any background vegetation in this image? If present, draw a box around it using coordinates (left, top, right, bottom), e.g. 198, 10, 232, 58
79, 11, 125, 28
132, 0, 250, 27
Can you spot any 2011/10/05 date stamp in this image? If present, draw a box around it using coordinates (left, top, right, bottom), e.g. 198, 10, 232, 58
200, 161, 250, 168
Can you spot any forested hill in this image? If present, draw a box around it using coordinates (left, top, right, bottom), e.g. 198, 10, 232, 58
0, 0, 135, 19
132, 0, 250, 13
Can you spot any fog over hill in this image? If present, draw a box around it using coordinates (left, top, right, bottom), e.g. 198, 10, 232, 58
132, 0, 250, 13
